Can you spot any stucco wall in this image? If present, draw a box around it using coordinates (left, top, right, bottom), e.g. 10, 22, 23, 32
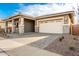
0, 22, 5, 29
63, 24, 70, 34
8, 22, 12, 27
19, 17, 24, 34
63, 15, 71, 34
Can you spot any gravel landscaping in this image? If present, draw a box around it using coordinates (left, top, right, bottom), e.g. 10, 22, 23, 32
28, 34, 61, 49
44, 34, 79, 56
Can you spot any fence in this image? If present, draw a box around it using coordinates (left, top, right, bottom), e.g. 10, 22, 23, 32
72, 24, 79, 35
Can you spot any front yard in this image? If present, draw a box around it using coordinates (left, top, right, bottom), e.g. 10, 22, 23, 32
0, 33, 79, 56
44, 34, 79, 56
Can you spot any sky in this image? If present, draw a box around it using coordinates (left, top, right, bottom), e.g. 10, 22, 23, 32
0, 3, 77, 20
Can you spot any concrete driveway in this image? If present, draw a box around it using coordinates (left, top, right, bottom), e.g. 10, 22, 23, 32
0, 33, 61, 56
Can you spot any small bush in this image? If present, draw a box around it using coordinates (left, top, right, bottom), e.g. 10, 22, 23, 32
62, 36, 64, 39
73, 37, 78, 40
69, 46, 75, 51
0, 29, 5, 34
59, 36, 64, 42
0, 29, 8, 37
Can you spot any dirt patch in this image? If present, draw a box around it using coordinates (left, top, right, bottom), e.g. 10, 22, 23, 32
44, 35, 79, 56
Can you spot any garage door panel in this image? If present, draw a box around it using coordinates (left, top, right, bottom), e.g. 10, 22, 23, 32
39, 21, 63, 33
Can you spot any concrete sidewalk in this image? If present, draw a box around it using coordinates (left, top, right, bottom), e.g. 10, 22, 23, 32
0, 39, 61, 56
5, 45, 61, 56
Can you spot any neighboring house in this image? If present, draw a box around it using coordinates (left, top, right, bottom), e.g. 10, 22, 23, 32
4, 11, 74, 34
0, 20, 5, 30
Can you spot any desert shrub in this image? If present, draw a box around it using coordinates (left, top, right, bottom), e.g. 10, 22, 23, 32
0, 29, 8, 37
59, 36, 64, 42
69, 46, 75, 51
0, 29, 5, 34
73, 37, 78, 40
62, 36, 64, 39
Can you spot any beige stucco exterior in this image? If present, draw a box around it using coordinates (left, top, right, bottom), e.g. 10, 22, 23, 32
2, 11, 74, 34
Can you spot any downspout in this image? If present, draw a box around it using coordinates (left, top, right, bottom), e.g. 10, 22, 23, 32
70, 21, 73, 35
70, 14, 74, 35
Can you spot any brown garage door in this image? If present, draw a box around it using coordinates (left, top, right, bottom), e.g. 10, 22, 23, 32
72, 24, 79, 35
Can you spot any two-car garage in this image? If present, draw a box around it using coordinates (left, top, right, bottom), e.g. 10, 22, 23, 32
39, 19, 63, 33
35, 11, 74, 34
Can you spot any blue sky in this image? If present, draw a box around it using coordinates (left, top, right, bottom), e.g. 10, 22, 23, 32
0, 3, 19, 18
0, 3, 48, 19
0, 3, 74, 19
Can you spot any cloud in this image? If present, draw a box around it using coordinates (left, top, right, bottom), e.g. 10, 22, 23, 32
13, 3, 74, 17
12, 3, 79, 23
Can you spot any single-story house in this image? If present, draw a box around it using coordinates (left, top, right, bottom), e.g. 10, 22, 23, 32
0, 20, 5, 30
4, 11, 74, 34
